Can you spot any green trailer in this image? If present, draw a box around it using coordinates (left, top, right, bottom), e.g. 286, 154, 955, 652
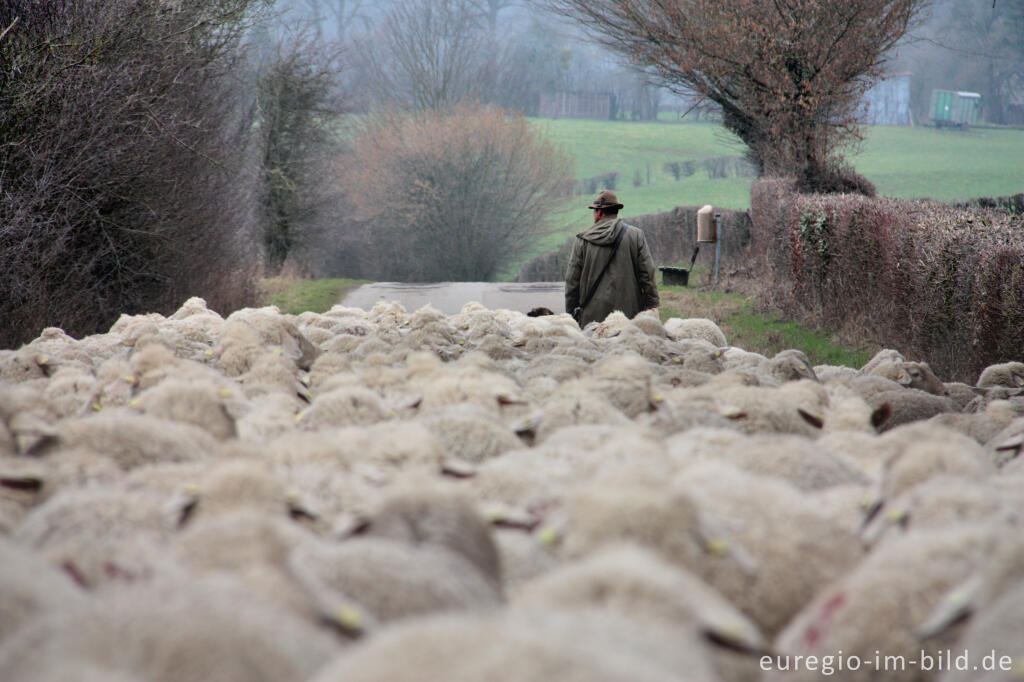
930, 89, 982, 128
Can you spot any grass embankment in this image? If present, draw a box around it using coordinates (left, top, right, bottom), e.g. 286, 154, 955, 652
258, 277, 368, 315
657, 267, 875, 368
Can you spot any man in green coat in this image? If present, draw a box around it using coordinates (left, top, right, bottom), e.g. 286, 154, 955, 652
565, 190, 660, 327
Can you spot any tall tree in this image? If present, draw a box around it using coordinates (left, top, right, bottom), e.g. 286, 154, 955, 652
545, 0, 927, 193
357, 0, 496, 110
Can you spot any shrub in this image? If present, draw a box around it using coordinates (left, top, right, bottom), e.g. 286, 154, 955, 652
339, 104, 574, 282
752, 179, 1024, 381
0, 0, 262, 348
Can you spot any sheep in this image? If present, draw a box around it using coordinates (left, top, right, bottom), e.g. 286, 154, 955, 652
557, 352, 654, 419
943, 381, 981, 411
686, 432, 870, 491
641, 391, 738, 436
131, 377, 241, 440
523, 390, 631, 444
721, 347, 768, 372
664, 317, 728, 347
224, 307, 319, 370
285, 487, 504, 627
985, 416, 1024, 467
681, 347, 726, 375
39, 411, 217, 470
297, 385, 387, 429
927, 399, 1019, 446
306, 607, 717, 682
701, 384, 824, 437
673, 461, 864, 637
0, 349, 50, 383
757, 349, 819, 384
171, 510, 325, 624
234, 392, 299, 441
0, 577, 342, 682
631, 310, 669, 338
12, 487, 179, 582
418, 403, 523, 464
977, 360, 1024, 389
934, 581, 1024, 682
846, 373, 906, 400
860, 475, 1015, 547
0, 537, 85, 644
866, 388, 955, 431
876, 422, 995, 501
859, 347, 905, 374
767, 523, 1002, 682
814, 363, 858, 383
41, 365, 98, 418
491, 527, 559, 594
163, 458, 320, 530
513, 544, 767, 681
867, 359, 948, 395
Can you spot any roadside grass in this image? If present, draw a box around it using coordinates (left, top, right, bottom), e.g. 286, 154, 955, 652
259, 277, 368, 315
657, 267, 875, 368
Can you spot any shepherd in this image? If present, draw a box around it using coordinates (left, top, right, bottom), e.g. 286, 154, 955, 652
565, 189, 659, 327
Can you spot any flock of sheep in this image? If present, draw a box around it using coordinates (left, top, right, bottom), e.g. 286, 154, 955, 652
1, 295, 1023, 682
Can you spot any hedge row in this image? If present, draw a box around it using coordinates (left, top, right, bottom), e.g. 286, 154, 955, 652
750, 178, 1024, 383
517, 206, 751, 282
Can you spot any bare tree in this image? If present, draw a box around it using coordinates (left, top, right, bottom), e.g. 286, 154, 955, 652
340, 104, 574, 281
469, 0, 516, 33
254, 20, 348, 274
356, 0, 497, 110
545, 0, 927, 193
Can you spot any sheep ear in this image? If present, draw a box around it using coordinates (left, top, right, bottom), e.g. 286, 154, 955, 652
0, 472, 44, 493
441, 457, 478, 479
287, 498, 319, 523
895, 370, 913, 386
914, 574, 985, 640
797, 408, 823, 430
9, 412, 58, 456
164, 489, 199, 528
701, 619, 769, 657
871, 403, 892, 430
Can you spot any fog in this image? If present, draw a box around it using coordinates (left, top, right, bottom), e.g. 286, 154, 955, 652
268, 0, 1023, 125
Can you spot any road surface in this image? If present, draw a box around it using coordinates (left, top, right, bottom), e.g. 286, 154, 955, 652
339, 282, 565, 316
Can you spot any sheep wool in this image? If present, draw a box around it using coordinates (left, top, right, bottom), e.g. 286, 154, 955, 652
768, 524, 998, 682
663, 317, 728, 347
0, 577, 341, 682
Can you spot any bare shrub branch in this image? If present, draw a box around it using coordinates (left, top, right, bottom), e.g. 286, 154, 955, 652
339, 104, 574, 282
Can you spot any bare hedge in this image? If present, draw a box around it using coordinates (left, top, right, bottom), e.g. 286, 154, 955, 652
0, 1, 262, 349
516, 206, 752, 282
750, 178, 1024, 382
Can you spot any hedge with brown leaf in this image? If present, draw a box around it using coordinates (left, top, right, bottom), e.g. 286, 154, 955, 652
751, 178, 1024, 382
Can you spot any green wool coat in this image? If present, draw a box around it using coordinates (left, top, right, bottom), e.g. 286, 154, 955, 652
564, 216, 660, 327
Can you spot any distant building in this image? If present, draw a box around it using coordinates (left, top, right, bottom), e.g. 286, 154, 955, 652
863, 72, 912, 126
539, 91, 612, 120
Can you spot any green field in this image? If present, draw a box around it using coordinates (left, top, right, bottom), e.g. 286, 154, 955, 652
535, 118, 1024, 215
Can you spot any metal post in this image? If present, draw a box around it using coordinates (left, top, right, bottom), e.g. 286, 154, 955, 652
714, 213, 722, 285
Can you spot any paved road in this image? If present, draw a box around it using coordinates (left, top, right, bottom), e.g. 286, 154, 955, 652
339, 282, 565, 316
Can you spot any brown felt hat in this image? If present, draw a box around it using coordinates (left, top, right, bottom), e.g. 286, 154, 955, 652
588, 189, 624, 211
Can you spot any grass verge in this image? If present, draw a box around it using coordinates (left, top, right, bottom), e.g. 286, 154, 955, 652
657, 268, 875, 368
258, 277, 369, 315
